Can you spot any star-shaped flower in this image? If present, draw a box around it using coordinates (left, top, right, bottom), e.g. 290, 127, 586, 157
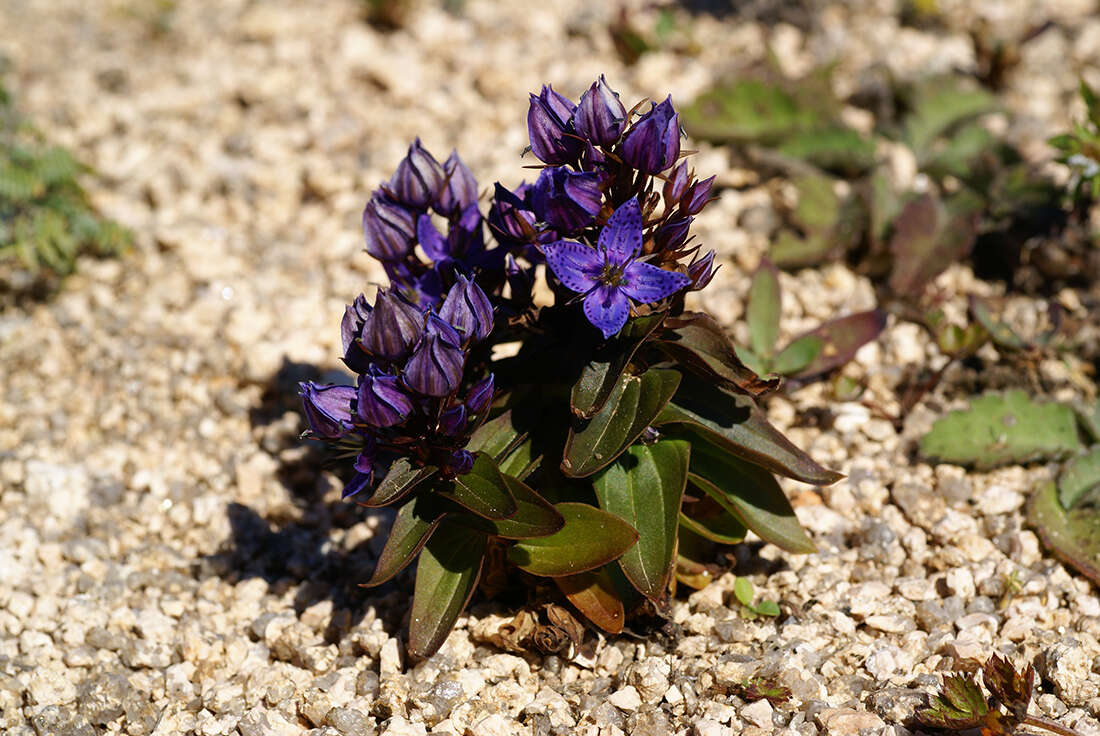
544, 198, 691, 338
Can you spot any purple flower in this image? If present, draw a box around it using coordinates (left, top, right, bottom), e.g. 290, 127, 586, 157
687, 249, 718, 291
620, 96, 681, 175
544, 198, 691, 338
488, 183, 537, 245
360, 289, 425, 362
404, 314, 465, 397
531, 167, 602, 234
386, 138, 444, 208
654, 217, 692, 253
439, 273, 493, 344
362, 195, 416, 261
575, 75, 627, 147
435, 150, 479, 217
663, 161, 690, 206
357, 369, 415, 428
437, 404, 467, 436
417, 205, 487, 270
443, 449, 475, 476
343, 438, 377, 499
681, 175, 715, 216
465, 373, 494, 414
299, 383, 357, 438
527, 84, 582, 165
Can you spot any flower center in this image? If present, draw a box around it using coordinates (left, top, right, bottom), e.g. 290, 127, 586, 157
599, 262, 625, 287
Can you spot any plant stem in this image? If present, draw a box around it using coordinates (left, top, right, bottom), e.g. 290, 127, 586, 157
1022, 714, 1087, 736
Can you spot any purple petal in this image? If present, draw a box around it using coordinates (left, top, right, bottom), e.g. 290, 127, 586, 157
342, 471, 374, 500
543, 241, 602, 294
417, 214, 449, 262
583, 285, 630, 339
620, 261, 691, 304
598, 198, 643, 261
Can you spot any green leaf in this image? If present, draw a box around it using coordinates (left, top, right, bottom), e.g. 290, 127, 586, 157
1076, 400, 1100, 444
903, 76, 996, 159
593, 439, 690, 600
655, 380, 842, 485
969, 296, 1028, 351
408, 523, 486, 658
888, 191, 982, 297
441, 453, 518, 520
775, 126, 876, 176
681, 78, 828, 145
554, 567, 625, 634
769, 230, 835, 270
688, 440, 816, 553
467, 410, 540, 480
507, 503, 639, 577
733, 577, 755, 607
919, 390, 1082, 470
747, 258, 781, 358
364, 494, 449, 587
571, 313, 664, 419
657, 312, 779, 396
1059, 447, 1100, 511
456, 472, 565, 539
678, 509, 747, 545
360, 458, 438, 507
915, 673, 990, 730
771, 335, 823, 376
754, 599, 781, 617
786, 309, 887, 379
562, 368, 681, 478
1029, 480, 1100, 589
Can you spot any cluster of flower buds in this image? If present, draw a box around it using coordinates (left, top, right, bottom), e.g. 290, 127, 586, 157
363, 140, 501, 307
299, 274, 495, 492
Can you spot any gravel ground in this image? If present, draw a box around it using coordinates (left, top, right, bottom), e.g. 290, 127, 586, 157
2, 1, 1100, 734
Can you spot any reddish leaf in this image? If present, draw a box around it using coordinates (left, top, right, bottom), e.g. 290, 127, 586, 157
555, 567, 625, 634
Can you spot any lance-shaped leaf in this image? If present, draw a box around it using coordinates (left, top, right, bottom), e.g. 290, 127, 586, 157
770, 335, 823, 376
562, 368, 681, 478
456, 473, 564, 539
786, 309, 886, 378
1077, 400, 1100, 444
408, 523, 486, 658
747, 258, 781, 358
915, 673, 991, 731
440, 453, 517, 520
554, 567, 625, 634
982, 654, 1035, 717
679, 507, 747, 545
1029, 480, 1100, 588
657, 312, 779, 396
594, 439, 689, 600
364, 494, 449, 587
888, 191, 981, 297
1060, 447, 1100, 510
467, 409, 540, 480
571, 313, 664, 419
654, 380, 842, 485
359, 458, 438, 508
507, 503, 639, 577
689, 438, 815, 553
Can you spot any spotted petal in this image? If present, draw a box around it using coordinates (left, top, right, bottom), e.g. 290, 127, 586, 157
620, 261, 691, 304
598, 197, 643, 262
544, 240, 602, 294
584, 285, 630, 338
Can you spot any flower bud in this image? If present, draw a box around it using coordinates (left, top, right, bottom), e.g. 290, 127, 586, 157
403, 314, 465, 397
360, 289, 425, 362
681, 175, 715, 216
362, 196, 416, 261
527, 85, 582, 165
343, 438, 377, 499
443, 449, 475, 476
654, 217, 692, 253
437, 404, 467, 436
439, 273, 493, 344
435, 150, 479, 216
688, 249, 718, 291
575, 75, 627, 147
621, 96, 681, 175
341, 294, 373, 372
488, 183, 537, 245
531, 166, 601, 234
299, 383, 356, 439
465, 373, 494, 414
505, 254, 535, 303
357, 370, 414, 428
663, 161, 690, 206
386, 138, 444, 208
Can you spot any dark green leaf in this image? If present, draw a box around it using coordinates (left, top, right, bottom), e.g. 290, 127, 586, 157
456, 473, 565, 539
507, 503, 639, 577
571, 313, 664, 419
775, 126, 876, 176
408, 523, 486, 658
441, 453, 517, 520
554, 567, 625, 634
888, 191, 982, 297
1059, 448, 1100, 510
688, 440, 815, 553
916, 673, 990, 730
1029, 480, 1100, 589
678, 509, 747, 545
562, 368, 681, 478
787, 309, 887, 378
903, 76, 996, 159
466, 410, 541, 481
657, 312, 779, 396
1076, 400, 1100, 444
771, 335, 823, 376
363, 494, 448, 587
360, 458, 438, 508
593, 439, 690, 600
982, 654, 1035, 716
747, 259, 781, 358
655, 380, 842, 485
723, 677, 793, 705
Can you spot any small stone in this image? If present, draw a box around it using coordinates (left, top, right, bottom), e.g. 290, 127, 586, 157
740, 699, 774, 729
944, 568, 976, 600
628, 659, 671, 704
694, 719, 733, 736
608, 686, 642, 711
1040, 642, 1100, 706
379, 716, 426, 736
239, 709, 300, 736
25, 668, 78, 707
816, 707, 886, 735
865, 615, 915, 634
379, 638, 402, 677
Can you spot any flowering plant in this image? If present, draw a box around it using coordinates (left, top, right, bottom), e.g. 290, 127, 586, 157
301, 76, 841, 658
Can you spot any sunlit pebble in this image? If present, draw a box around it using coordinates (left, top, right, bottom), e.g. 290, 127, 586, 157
221, 286, 234, 300
161, 499, 173, 511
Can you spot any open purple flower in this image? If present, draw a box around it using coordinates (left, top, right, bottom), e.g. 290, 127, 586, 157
543, 198, 691, 338
299, 383, 356, 438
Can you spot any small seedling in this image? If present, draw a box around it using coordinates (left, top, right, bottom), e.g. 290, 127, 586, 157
733, 577, 780, 619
